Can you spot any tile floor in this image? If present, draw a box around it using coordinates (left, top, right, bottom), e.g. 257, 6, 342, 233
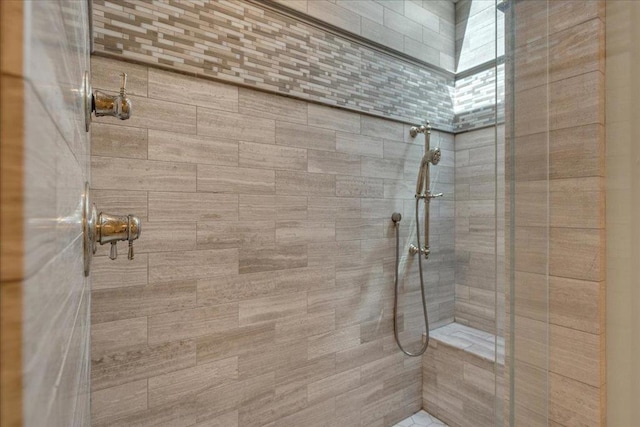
393, 410, 448, 427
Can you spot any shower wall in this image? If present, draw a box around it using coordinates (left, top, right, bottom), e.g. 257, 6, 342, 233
91, 0, 456, 129
454, 125, 504, 335
506, 1, 606, 425
89, 54, 455, 426
272, 0, 456, 71
452, 0, 505, 335
87, 1, 473, 425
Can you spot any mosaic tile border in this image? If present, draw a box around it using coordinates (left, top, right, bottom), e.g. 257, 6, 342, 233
454, 63, 505, 132
92, 0, 456, 131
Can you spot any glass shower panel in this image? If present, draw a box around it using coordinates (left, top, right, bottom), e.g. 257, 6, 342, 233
505, 0, 550, 425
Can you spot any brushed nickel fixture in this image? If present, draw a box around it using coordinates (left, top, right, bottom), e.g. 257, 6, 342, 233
82, 183, 141, 276
83, 71, 132, 132
391, 120, 443, 357
409, 121, 442, 259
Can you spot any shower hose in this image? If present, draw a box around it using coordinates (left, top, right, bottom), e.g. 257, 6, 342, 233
392, 198, 430, 357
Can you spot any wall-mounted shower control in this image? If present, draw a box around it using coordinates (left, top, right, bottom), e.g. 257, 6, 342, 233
83, 71, 133, 132
93, 72, 132, 120
82, 183, 142, 276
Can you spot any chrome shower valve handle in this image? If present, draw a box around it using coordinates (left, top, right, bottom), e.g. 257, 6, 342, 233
82, 183, 142, 276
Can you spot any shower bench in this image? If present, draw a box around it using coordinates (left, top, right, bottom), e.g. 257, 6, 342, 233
421, 323, 505, 427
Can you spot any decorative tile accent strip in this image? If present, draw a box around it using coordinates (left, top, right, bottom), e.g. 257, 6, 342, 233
92, 0, 456, 131
454, 63, 505, 132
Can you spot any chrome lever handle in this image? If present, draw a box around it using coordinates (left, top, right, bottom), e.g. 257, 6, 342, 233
428, 192, 444, 199
83, 184, 142, 275
109, 242, 117, 260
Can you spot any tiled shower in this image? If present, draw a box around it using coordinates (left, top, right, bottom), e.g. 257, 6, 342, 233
3, 0, 628, 426
88, 1, 505, 425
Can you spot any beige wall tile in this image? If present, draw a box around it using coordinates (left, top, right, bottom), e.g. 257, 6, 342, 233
550, 71, 604, 131
197, 108, 275, 143
308, 196, 361, 221
92, 156, 196, 191
239, 195, 276, 221
307, 0, 362, 34
549, 227, 604, 282
239, 88, 307, 124
276, 195, 308, 220
148, 130, 238, 166
550, 177, 604, 229
148, 191, 238, 222
148, 357, 238, 408
275, 310, 335, 343
276, 170, 335, 196
336, 218, 383, 241
307, 367, 360, 404
148, 68, 238, 112
361, 156, 404, 179
549, 0, 604, 35
307, 149, 361, 176
149, 249, 239, 283
361, 115, 404, 140
337, 132, 383, 158
276, 121, 336, 151
550, 324, 602, 387
197, 272, 277, 306
91, 254, 148, 290
549, 276, 603, 334
239, 244, 307, 274
91, 123, 147, 159
92, 339, 196, 391
198, 164, 275, 195
91, 56, 148, 96
239, 141, 307, 171
91, 380, 148, 425
238, 292, 307, 326
148, 304, 239, 345
275, 220, 335, 244
308, 104, 360, 134
550, 124, 605, 179
93, 189, 148, 218
360, 198, 404, 219
549, 372, 602, 427
91, 317, 147, 356
336, 175, 384, 198
92, 280, 197, 324
550, 18, 604, 83
196, 323, 276, 364
196, 221, 275, 250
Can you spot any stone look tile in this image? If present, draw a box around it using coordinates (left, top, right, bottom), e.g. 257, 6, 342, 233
197, 108, 275, 144
148, 130, 239, 167
92, 156, 196, 192
148, 68, 238, 112
89, 47, 456, 427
